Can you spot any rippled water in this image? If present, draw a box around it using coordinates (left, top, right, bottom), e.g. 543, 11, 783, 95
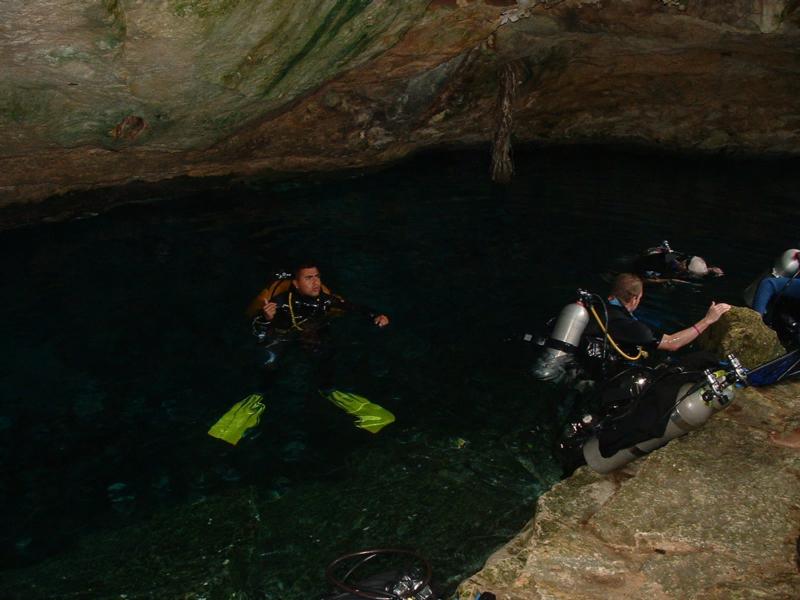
0, 146, 797, 597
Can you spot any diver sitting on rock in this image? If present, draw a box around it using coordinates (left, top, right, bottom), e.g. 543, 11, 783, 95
748, 248, 800, 349
632, 240, 723, 283
532, 273, 731, 384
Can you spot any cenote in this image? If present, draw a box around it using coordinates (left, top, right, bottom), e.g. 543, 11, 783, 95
1, 146, 798, 598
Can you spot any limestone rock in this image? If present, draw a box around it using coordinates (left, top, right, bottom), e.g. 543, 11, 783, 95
459, 379, 800, 599
459, 311, 800, 599
697, 305, 786, 369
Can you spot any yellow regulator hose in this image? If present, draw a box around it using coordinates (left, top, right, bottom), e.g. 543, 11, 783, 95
589, 304, 648, 362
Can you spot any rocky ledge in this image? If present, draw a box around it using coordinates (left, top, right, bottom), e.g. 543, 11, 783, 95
458, 307, 800, 599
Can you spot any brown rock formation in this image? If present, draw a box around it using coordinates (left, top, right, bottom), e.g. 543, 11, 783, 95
697, 304, 787, 369
459, 307, 800, 598
1, 1, 799, 213
460, 377, 800, 599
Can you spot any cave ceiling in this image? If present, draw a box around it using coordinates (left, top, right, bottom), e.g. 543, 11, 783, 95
0, 0, 798, 211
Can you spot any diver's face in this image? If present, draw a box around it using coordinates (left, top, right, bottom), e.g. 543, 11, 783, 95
628, 293, 643, 312
293, 267, 322, 297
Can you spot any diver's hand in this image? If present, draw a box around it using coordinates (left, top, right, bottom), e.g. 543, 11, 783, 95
703, 301, 731, 324
262, 301, 277, 320
373, 314, 389, 327
709, 266, 724, 276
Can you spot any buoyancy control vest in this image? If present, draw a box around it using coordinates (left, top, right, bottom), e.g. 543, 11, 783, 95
245, 276, 337, 319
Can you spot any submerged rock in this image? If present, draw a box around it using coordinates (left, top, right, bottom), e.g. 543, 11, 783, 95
107, 482, 136, 516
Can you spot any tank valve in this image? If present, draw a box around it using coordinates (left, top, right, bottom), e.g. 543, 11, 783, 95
702, 369, 727, 403
727, 353, 748, 384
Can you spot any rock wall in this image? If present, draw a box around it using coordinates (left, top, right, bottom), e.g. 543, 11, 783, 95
459, 308, 800, 599
1, 0, 799, 210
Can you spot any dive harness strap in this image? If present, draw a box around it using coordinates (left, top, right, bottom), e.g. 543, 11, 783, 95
546, 338, 579, 354
287, 291, 304, 331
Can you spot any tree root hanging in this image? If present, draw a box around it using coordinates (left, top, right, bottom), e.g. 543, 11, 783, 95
491, 62, 521, 184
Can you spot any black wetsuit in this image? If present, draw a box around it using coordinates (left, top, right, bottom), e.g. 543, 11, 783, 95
254, 287, 378, 391
580, 301, 662, 378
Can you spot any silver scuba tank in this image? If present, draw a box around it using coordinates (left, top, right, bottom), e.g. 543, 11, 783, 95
531, 300, 590, 382
583, 357, 747, 474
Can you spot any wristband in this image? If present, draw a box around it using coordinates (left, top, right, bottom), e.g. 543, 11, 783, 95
692, 324, 702, 336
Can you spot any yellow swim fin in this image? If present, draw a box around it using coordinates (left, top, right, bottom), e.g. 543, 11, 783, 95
208, 394, 266, 445
325, 390, 395, 434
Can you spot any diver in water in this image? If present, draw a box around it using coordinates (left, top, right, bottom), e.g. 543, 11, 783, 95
247, 262, 389, 339
589, 273, 730, 352
632, 241, 723, 282
244, 261, 393, 433
749, 248, 800, 348
532, 273, 731, 384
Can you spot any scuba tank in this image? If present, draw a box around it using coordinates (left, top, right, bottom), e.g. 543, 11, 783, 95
582, 355, 747, 474
531, 290, 591, 383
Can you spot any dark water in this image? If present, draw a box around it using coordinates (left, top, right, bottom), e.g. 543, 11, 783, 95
0, 146, 798, 597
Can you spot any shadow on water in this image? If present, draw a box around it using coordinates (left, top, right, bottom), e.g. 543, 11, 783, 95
0, 145, 798, 597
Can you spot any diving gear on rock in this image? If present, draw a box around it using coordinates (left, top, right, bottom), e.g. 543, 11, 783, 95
558, 355, 747, 474
324, 390, 395, 434
579, 355, 746, 474
531, 291, 591, 382
323, 548, 439, 600
208, 394, 266, 445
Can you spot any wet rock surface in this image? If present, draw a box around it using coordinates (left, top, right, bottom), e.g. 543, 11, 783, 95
1, 1, 800, 214
459, 309, 800, 599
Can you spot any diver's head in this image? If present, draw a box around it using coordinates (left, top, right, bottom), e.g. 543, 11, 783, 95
687, 256, 709, 276
292, 262, 322, 297
772, 249, 800, 278
610, 273, 644, 311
